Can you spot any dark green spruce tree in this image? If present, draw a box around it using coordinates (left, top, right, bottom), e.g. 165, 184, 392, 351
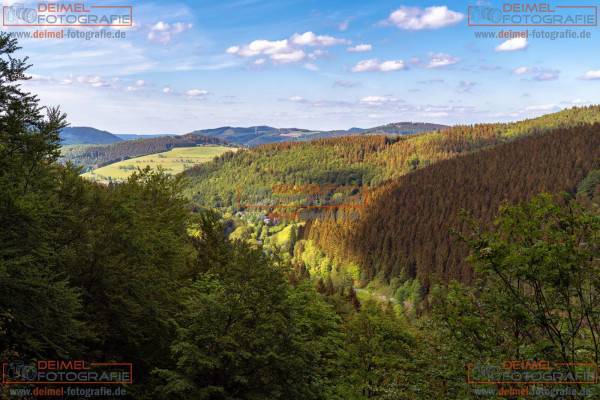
0, 32, 85, 360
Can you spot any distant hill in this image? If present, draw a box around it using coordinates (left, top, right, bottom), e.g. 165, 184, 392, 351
188, 122, 447, 147
60, 122, 446, 148
60, 127, 123, 145
61, 134, 230, 171
117, 134, 173, 141
360, 122, 448, 135
188, 126, 319, 147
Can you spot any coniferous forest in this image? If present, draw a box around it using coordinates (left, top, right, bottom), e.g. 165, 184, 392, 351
1, 32, 600, 400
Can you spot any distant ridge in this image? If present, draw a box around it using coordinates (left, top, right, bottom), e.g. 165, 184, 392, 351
117, 134, 173, 141
189, 122, 447, 147
60, 127, 123, 145
60, 122, 447, 147
360, 122, 448, 135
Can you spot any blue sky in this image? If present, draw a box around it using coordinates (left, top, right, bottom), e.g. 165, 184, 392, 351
5, 0, 600, 134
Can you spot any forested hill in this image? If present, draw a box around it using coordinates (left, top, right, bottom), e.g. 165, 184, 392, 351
185, 106, 600, 208
60, 133, 230, 171
187, 122, 447, 146
60, 126, 123, 145
309, 123, 600, 289
358, 122, 448, 135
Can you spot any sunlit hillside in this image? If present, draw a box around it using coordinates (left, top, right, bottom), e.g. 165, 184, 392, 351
83, 146, 235, 183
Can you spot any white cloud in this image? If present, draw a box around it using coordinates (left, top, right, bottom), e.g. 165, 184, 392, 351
495, 38, 528, 52
561, 99, 592, 106
254, 58, 266, 65
271, 49, 306, 64
291, 31, 349, 46
76, 75, 109, 88
513, 67, 560, 81
227, 39, 300, 64
309, 49, 327, 59
125, 79, 146, 92
304, 63, 319, 71
150, 21, 170, 32
231, 39, 290, 57
148, 21, 193, 44
379, 60, 405, 72
226, 31, 348, 65
513, 66, 532, 75
186, 89, 209, 97
289, 96, 305, 102
29, 74, 48, 81
163, 87, 172, 94
580, 70, 600, 80
347, 44, 372, 53
28, 74, 74, 86
352, 59, 405, 72
421, 111, 449, 117
352, 59, 381, 72
360, 95, 399, 105
534, 71, 559, 81
387, 6, 464, 30
426, 53, 459, 68
526, 104, 558, 111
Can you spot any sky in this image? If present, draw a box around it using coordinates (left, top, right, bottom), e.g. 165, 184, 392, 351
3, 0, 600, 134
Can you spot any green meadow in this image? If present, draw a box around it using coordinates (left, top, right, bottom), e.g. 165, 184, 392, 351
82, 145, 235, 183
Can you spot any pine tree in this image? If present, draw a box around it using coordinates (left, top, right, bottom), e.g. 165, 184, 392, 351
348, 287, 361, 311
0, 33, 82, 359
315, 277, 326, 294
325, 275, 335, 295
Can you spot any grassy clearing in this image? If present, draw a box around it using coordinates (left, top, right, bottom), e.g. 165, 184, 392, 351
82, 146, 235, 183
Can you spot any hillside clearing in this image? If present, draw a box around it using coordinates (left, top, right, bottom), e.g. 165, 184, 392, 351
82, 146, 235, 183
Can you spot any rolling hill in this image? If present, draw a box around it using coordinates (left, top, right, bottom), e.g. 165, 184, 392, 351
60, 122, 446, 172
189, 122, 447, 146
82, 146, 235, 184
116, 134, 173, 141
60, 134, 230, 171
310, 123, 600, 289
184, 106, 600, 208
183, 106, 600, 290
60, 126, 123, 145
